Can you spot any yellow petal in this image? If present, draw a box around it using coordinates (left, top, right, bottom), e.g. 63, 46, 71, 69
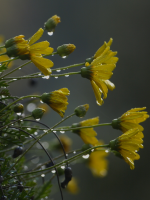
91, 80, 104, 106
29, 28, 44, 45
103, 80, 115, 91
30, 41, 50, 50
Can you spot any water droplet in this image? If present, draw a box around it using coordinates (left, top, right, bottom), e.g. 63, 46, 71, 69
19, 68, 21, 70
38, 73, 42, 76
73, 151, 76, 154
53, 130, 57, 133
82, 154, 89, 159
65, 74, 69, 77
91, 149, 94, 152
4, 133, 7, 137
24, 165, 28, 170
48, 32, 53, 36
34, 132, 38, 135
61, 166, 65, 169
20, 120, 23, 122
41, 174, 45, 177
40, 100, 43, 103
42, 75, 50, 79
16, 112, 22, 116
36, 118, 40, 121
13, 79, 17, 81
43, 130, 47, 133
60, 131, 65, 134
62, 56, 67, 59
27, 128, 31, 130
56, 69, 61, 72
51, 170, 56, 173
55, 76, 58, 79
11, 124, 14, 126
105, 150, 110, 153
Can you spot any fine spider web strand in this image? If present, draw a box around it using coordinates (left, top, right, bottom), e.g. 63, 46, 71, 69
9, 126, 63, 200
23, 119, 68, 162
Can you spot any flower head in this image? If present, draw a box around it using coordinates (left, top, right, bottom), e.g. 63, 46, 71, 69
19, 28, 54, 75
112, 107, 149, 132
88, 141, 108, 177
81, 38, 118, 105
109, 128, 144, 170
71, 117, 99, 145
74, 104, 89, 118
44, 15, 61, 33
67, 178, 79, 194
57, 44, 76, 58
59, 135, 72, 152
41, 88, 70, 117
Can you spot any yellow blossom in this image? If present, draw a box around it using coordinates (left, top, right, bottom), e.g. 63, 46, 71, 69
88, 141, 108, 177
71, 117, 99, 145
41, 88, 70, 117
112, 107, 149, 132
109, 128, 144, 170
81, 38, 118, 106
59, 135, 72, 152
20, 28, 54, 75
67, 178, 79, 194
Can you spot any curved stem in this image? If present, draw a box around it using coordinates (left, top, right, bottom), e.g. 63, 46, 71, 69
4, 144, 109, 180
0, 95, 40, 114
9, 126, 63, 200
52, 62, 85, 71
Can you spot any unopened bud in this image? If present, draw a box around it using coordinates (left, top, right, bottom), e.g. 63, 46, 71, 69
44, 15, 61, 33
32, 108, 45, 119
13, 103, 24, 113
74, 104, 89, 118
57, 44, 76, 58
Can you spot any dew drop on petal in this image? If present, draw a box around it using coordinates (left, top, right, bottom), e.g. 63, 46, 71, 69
82, 154, 90, 159
48, 32, 53, 36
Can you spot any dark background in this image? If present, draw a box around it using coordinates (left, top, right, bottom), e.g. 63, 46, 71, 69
0, 1, 150, 200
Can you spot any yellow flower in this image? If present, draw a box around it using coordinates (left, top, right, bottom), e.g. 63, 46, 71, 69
81, 38, 118, 106
67, 178, 79, 194
112, 107, 149, 133
59, 135, 72, 152
109, 128, 144, 170
71, 117, 99, 145
41, 88, 70, 117
88, 141, 108, 177
20, 28, 54, 75
0, 35, 13, 68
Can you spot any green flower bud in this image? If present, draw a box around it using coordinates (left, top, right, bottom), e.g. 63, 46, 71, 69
85, 57, 94, 64
13, 103, 24, 113
74, 104, 89, 118
32, 108, 45, 119
44, 15, 61, 33
109, 139, 119, 151
111, 118, 121, 129
81, 66, 92, 79
57, 44, 76, 58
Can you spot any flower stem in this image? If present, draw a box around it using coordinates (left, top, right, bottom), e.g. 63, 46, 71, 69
52, 62, 85, 72
4, 144, 109, 180
3, 113, 75, 177
51, 71, 81, 77
54, 123, 112, 131
0, 57, 18, 63
0, 95, 40, 114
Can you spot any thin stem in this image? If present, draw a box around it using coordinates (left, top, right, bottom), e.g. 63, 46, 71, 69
3, 113, 75, 177
54, 123, 112, 132
52, 62, 85, 71
51, 71, 81, 77
4, 144, 109, 180
0, 57, 18, 63
0, 95, 40, 114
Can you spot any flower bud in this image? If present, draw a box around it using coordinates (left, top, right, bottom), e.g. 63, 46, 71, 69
13, 146, 24, 158
111, 118, 121, 129
5, 35, 26, 48
74, 104, 89, 118
32, 108, 45, 119
57, 44, 76, 58
13, 103, 24, 113
44, 15, 61, 33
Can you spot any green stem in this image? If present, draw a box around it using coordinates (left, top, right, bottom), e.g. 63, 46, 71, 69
4, 144, 109, 180
52, 62, 85, 72
54, 123, 112, 132
51, 71, 81, 77
3, 113, 75, 177
0, 95, 40, 114
0, 57, 18, 63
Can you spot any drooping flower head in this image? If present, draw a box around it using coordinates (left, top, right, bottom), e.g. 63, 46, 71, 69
81, 38, 118, 105
19, 28, 54, 75
112, 107, 149, 133
88, 141, 108, 177
41, 88, 70, 117
109, 128, 144, 170
71, 117, 99, 145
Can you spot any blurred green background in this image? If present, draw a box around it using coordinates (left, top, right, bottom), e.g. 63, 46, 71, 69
0, 0, 150, 199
